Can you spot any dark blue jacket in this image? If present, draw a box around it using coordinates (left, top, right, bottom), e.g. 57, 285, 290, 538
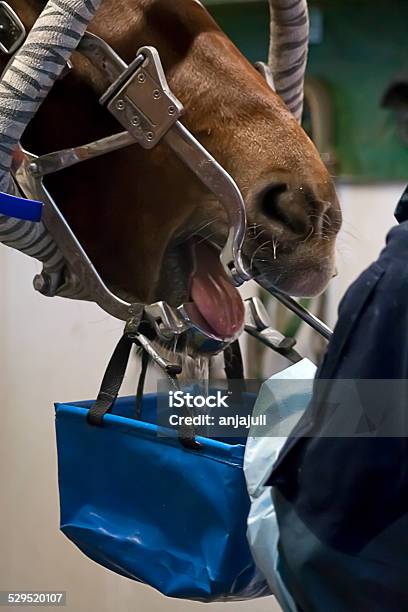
267, 203, 408, 611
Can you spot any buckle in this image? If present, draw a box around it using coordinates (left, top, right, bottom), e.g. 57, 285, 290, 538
0, 2, 26, 55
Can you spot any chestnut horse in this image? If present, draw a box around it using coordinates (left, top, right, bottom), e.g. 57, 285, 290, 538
5, 0, 341, 342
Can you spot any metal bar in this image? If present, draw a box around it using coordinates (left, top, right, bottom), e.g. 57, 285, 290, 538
163, 121, 250, 285
78, 31, 127, 81
13, 147, 141, 323
31, 132, 135, 177
245, 326, 303, 363
257, 278, 333, 341
133, 331, 181, 376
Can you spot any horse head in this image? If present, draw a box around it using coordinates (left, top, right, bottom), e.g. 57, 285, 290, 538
3, 0, 341, 345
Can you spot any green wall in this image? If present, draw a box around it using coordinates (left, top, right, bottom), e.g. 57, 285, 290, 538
206, 0, 408, 182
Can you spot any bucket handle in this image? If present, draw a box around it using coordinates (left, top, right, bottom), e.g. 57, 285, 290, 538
86, 334, 201, 451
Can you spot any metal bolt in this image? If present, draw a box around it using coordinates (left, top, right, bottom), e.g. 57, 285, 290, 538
168, 106, 176, 115
131, 116, 140, 127
153, 89, 161, 99
146, 132, 154, 141
116, 99, 125, 111
33, 273, 50, 295
137, 72, 146, 83
29, 162, 39, 175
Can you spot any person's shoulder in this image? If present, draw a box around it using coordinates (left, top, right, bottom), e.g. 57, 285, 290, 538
378, 221, 408, 266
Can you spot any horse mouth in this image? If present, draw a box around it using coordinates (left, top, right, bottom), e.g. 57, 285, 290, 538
157, 236, 245, 341
157, 228, 336, 344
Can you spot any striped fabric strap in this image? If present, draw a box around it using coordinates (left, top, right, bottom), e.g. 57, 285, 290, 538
268, 0, 309, 123
0, 176, 64, 270
0, 0, 101, 286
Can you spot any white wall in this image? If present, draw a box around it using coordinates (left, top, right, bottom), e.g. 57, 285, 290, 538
0, 182, 404, 611
328, 183, 405, 325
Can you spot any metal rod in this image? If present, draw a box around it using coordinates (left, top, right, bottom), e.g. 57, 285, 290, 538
78, 32, 127, 81
245, 326, 303, 363
14, 146, 140, 322
135, 331, 182, 376
31, 131, 135, 177
257, 278, 333, 341
164, 121, 250, 285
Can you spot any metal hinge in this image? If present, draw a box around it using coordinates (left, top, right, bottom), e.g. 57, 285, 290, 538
100, 46, 183, 149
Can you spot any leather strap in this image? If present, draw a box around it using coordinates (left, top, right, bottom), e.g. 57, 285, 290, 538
224, 340, 244, 380
87, 333, 202, 451
87, 334, 134, 425
135, 348, 149, 419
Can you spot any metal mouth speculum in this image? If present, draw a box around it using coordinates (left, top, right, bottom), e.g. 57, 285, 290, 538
11, 32, 333, 378
10, 34, 251, 373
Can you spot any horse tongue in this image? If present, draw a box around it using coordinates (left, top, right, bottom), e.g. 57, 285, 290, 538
190, 239, 245, 338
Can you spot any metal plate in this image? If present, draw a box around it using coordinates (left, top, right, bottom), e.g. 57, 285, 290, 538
0, 2, 26, 56
105, 47, 183, 149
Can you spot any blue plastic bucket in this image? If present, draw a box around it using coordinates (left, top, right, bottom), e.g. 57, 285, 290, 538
55, 392, 270, 602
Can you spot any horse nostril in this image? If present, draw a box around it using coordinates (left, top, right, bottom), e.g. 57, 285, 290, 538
259, 183, 288, 220
258, 182, 310, 236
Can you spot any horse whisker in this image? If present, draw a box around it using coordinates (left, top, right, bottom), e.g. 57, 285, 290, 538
250, 239, 272, 272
